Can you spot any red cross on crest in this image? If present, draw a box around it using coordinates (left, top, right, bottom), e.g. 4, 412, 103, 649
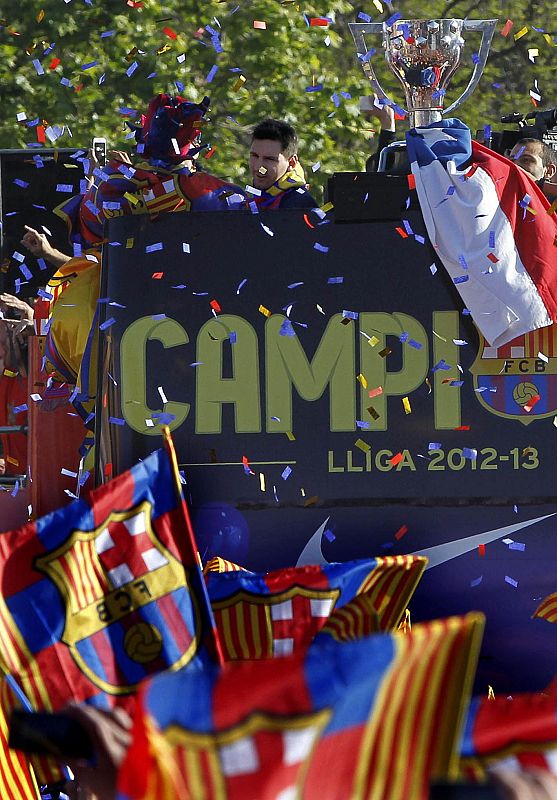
95, 509, 168, 588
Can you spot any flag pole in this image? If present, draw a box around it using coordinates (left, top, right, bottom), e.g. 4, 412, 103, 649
161, 426, 224, 665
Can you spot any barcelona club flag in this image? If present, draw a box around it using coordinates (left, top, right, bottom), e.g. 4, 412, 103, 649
206, 555, 427, 659
118, 613, 484, 800
0, 442, 220, 712
460, 685, 557, 780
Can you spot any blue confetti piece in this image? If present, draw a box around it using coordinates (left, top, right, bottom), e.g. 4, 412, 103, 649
60, 77, 72, 87
12, 251, 25, 263
358, 48, 376, 62
12, 404, 28, 414
126, 61, 139, 78
288, 282, 304, 289
100, 30, 115, 38
56, 183, 74, 193
508, 542, 526, 551
324, 529, 336, 542
428, 442, 442, 450
37, 288, 53, 300
415, 235, 425, 245
32, 59, 45, 75
81, 61, 99, 70
84, 200, 100, 216
78, 470, 91, 487
11, 481, 20, 498
432, 359, 451, 372
206, 65, 219, 83
462, 448, 477, 460
356, 420, 370, 429
402, 219, 413, 236
19, 264, 32, 280
229, 332, 237, 344
13, 179, 29, 189
306, 84, 324, 93
408, 339, 423, 349
454, 275, 469, 285
281, 466, 292, 480
399, 332, 409, 343
152, 412, 176, 426
151, 314, 166, 321
471, 52, 480, 64
327, 277, 343, 284
386, 12, 402, 26
470, 576, 483, 587
458, 254, 469, 269
279, 319, 296, 337
504, 576, 518, 588
342, 309, 358, 320
99, 317, 116, 331
489, 230, 496, 248
145, 242, 163, 253
108, 417, 126, 426
314, 242, 329, 253
358, 12, 372, 21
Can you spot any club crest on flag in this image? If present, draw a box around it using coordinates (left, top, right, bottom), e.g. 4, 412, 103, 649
211, 587, 339, 659
35, 500, 201, 694
470, 325, 557, 425
162, 709, 331, 799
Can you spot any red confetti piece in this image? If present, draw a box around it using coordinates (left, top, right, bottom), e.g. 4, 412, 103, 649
204, 147, 216, 159
478, 544, 486, 556
501, 19, 513, 36
127, 1, 143, 6
303, 213, 316, 229
242, 455, 255, 475
524, 394, 541, 413
194, 27, 204, 38
394, 525, 408, 541
253, 20, 267, 29
389, 452, 403, 467
151, 272, 164, 279
310, 17, 329, 26
104, 462, 113, 478
162, 26, 177, 39
487, 252, 499, 263
210, 299, 222, 313
395, 227, 409, 239
407, 174, 416, 190
36, 125, 46, 144
49, 57, 61, 70
454, 425, 471, 430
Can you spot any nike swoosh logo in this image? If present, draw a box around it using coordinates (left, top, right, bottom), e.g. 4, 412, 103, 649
413, 514, 555, 569
295, 514, 554, 569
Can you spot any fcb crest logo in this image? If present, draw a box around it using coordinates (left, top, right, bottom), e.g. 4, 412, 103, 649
470, 324, 557, 425
35, 501, 200, 694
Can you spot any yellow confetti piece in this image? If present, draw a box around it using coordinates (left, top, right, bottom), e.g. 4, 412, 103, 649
321, 202, 334, 213
526, 205, 537, 216
514, 26, 528, 40
124, 192, 140, 206
403, 396, 412, 414
357, 373, 368, 389
36, 9, 45, 22
259, 472, 266, 491
6, 456, 19, 466
3, 369, 17, 378
355, 438, 371, 453
259, 304, 271, 317
487, 685, 495, 700
543, 33, 555, 46
548, 199, 557, 216
233, 74, 247, 91
432, 330, 447, 342
369, 335, 379, 347
286, 431, 296, 441
126, 237, 134, 249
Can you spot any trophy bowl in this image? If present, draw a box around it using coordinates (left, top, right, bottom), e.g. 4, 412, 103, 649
349, 18, 497, 128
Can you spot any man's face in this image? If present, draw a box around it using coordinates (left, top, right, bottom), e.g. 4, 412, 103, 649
249, 138, 294, 191
509, 141, 545, 181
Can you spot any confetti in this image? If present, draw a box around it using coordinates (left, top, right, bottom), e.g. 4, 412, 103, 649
501, 19, 513, 36
478, 544, 486, 556
394, 525, 408, 541
354, 439, 371, 453
281, 466, 292, 480
389, 452, 403, 467
259, 304, 271, 317
357, 373, 368, 389
504, 576, 518, 587
470, 576, 483, 587
402, 396, 411, 414
368, 386, 383, 398
253, 20, 267, 29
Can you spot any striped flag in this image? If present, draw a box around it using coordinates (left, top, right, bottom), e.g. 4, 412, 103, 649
0, 442, 220, 714
460, 687, 557, 780
117, 613, 484, 800
533, 591, 557, 623
407, 119, 557, 349
203, 556, 249, 575
0, 679, 40, 799
206, 555, 427, 660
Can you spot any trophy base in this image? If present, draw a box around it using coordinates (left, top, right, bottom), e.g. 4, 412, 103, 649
409, 108, 443, 128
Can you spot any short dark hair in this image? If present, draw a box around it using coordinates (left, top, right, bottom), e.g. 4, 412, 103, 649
513, 137, 556, 169
251, 118, 298, 158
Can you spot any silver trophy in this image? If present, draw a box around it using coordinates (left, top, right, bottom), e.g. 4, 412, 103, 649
349, 19, 497, 128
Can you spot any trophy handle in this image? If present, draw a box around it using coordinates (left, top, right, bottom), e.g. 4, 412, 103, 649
348, 22, 391, 102
443, 19, 497, 116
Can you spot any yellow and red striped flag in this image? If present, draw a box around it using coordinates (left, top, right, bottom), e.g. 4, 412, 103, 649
0, 679, 40, 800
533, 591, 557, 623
